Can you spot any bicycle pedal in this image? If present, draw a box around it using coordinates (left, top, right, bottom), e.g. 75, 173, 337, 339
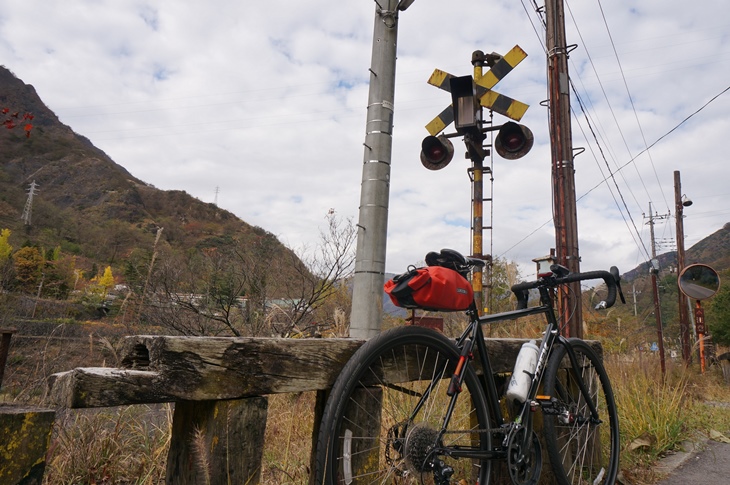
532, 395, 561, 414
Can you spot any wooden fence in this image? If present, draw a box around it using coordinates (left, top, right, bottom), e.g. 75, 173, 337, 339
46, 335, 600, 484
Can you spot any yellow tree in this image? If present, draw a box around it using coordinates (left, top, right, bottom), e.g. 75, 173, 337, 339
0, 228, 12, 289
13, 246, 43, 293
97, 266, 115, 298
0, 229, 11, 260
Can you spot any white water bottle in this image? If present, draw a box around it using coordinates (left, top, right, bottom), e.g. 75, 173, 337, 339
506, 340, 539, 403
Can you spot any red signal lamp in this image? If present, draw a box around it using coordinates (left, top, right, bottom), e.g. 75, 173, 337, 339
495, 121, 534, 160
420, 135, 455, 170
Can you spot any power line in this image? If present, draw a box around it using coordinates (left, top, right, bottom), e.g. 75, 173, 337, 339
579, 83, 730, 200
596, 0, 670, 212
499, 82, 730, 260
564, 0, 647, 211
570, 87, 652, 261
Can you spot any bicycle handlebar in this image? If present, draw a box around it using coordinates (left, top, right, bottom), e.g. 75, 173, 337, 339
511, 266, 623, 310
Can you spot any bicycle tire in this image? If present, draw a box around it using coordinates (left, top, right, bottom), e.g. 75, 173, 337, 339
315, 325, 492, 484
542, 339, 620, 485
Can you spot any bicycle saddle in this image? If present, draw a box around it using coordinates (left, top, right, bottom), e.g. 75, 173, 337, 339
425, 248, 484, 278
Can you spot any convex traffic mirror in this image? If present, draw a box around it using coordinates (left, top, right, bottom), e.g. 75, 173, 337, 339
678, 264, 720, 300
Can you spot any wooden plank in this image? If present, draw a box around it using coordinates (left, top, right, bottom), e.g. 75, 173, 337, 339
166, 398, 268, 485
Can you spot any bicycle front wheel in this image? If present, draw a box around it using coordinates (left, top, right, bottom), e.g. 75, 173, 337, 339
542, 339, 620, 485
315, 325, 492, 484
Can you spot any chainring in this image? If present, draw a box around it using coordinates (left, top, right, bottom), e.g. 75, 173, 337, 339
506, 426, 542, 485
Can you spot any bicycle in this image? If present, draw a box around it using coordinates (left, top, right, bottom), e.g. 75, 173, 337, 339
315, 248, 625, 485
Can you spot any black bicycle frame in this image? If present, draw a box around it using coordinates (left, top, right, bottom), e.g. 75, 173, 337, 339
428, 284, 602, 461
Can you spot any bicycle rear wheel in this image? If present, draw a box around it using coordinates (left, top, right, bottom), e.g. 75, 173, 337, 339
542, 339, 619, 485
315, 325, 492, 484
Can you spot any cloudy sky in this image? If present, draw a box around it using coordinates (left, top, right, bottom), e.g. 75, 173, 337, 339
1, 0, 729, 280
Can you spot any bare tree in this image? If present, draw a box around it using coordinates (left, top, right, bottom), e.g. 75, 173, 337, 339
144, 246, 250, 336
139, 212, 355, 338
276, 211, 356, 336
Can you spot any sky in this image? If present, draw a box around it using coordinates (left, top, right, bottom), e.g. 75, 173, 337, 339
1, 0, 729, 282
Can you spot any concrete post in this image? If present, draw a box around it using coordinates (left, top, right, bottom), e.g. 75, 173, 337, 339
350, 0, 402, 339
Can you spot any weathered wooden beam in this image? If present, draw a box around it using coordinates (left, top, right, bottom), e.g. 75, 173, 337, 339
47, 368, 174, 408
120, 336, 367, 400
49, 337, 602, 408
166, 397, 268, 485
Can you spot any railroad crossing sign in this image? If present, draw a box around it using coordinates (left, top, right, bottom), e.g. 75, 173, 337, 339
425, 45, 530, 136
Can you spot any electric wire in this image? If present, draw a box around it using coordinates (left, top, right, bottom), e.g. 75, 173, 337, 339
564, 0, 646, 212
570, 85, 652, 261
514, 0, 652, 262
578, 84, 730, 199
513, 0, 727, 268
596, 0, 671, 213
498, 83, 730, 261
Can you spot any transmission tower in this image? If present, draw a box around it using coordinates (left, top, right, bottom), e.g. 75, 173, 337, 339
214, 186, 220, 207
21, 180, 39, 226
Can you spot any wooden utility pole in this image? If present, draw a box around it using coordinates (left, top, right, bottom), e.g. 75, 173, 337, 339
674, 171, 692, 364
546, 0, 582, 338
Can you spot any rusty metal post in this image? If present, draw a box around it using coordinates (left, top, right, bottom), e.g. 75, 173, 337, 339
695, 300, 707, 373
0, 328, 16, 390
469, 54, 487, 315
471, 159, 485, 314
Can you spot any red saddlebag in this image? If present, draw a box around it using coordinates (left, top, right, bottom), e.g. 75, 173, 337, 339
384, 265, 473, 312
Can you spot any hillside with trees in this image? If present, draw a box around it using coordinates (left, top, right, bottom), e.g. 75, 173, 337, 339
0, 66, 355, 338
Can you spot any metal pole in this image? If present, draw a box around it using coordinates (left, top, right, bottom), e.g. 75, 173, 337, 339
471, 59, 485, 315
545, 0, 582, 338
674, 171, 691, 364
648, 202, 667, 376
471, 162, 484, 314
696, 300, 706, 373
350, 1, 402, 339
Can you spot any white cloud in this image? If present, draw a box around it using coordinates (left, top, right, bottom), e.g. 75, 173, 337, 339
1, 0, 729, 282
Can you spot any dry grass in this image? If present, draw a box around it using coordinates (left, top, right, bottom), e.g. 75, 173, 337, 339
261, 392, 317, 484
44, 405, 172, 485
8, 323, 730, 485
608, 355, 730, 484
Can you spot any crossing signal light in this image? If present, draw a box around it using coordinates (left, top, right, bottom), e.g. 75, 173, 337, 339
420, 135, 454, 171
495, 121, 534, 160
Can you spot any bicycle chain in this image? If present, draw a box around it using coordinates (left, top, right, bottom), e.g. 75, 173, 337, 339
441, 427, 507, 435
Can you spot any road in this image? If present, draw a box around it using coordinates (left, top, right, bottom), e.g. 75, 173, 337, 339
655, 438, 730, 484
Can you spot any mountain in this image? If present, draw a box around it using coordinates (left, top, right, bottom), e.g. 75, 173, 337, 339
0, 66, 298, 274
623, 223, 730, 281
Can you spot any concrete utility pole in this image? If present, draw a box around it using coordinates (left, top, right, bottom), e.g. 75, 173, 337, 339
674, 170, 692, 364
545, 0, 582, 338
350, 0, 415, 339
